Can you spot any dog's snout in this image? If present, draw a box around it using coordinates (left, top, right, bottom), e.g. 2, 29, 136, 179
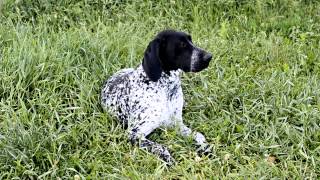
203, 53, 212, 62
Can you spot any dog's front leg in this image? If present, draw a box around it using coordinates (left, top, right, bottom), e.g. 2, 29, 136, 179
178, 123, 212, 155
128, 121, 175, 165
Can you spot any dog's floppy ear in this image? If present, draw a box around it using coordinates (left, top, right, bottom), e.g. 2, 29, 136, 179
142, 38, 163, 82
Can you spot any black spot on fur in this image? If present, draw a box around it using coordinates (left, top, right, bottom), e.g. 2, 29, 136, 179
168, 84, 179, 100
108, 71, 132, 93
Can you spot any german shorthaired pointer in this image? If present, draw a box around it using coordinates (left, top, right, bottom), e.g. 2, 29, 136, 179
101, 30, 212, 164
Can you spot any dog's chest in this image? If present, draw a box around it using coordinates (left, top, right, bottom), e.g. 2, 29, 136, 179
132, 73, 183, 104
142, 73, 183, 120
129, 70, 183, 115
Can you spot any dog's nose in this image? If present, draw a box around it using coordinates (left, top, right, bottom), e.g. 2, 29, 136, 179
203, 53, 212, 62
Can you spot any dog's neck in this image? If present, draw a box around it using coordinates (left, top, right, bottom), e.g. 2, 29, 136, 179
137, 64, 181, 83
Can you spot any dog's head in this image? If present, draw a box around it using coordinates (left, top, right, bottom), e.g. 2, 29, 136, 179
142, 30, 212, 82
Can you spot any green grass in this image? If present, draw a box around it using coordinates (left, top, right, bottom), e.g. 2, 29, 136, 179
0, 0, 320, 179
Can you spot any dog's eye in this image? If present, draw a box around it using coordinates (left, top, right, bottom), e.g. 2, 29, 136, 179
180, 42, 187, 48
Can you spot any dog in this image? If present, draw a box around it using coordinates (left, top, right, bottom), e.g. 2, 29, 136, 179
101, 30, 212, 164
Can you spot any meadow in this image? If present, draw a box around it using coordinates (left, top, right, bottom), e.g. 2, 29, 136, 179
0, 0, 319, 179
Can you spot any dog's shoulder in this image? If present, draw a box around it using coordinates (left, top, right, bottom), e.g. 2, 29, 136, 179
104, 68, 134, 89
101, 68, 135, 106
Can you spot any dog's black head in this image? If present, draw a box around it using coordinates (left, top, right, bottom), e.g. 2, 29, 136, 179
142, 30, 212, 82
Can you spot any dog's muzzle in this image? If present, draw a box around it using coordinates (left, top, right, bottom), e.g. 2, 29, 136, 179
191, 49, 212, 72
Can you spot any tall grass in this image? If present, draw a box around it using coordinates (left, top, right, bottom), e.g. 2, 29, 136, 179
0, 0, 319, 179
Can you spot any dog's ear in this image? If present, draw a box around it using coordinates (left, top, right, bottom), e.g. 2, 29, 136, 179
142, 38, 163, 82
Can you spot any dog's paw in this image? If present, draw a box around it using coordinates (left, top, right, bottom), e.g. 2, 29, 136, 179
159, 149, 175, 166
163, 154, 175, 166
196, 144, 213, 157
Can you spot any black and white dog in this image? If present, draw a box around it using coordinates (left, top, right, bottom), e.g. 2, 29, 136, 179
101, 30, 212, 164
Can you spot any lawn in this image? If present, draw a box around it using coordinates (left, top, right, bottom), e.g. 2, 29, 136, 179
0, 0, 319, 179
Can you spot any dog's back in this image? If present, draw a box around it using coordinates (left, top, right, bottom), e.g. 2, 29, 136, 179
101, 68, 134, 125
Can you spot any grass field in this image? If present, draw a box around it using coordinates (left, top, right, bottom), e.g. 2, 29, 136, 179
0, 0, 320, 179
